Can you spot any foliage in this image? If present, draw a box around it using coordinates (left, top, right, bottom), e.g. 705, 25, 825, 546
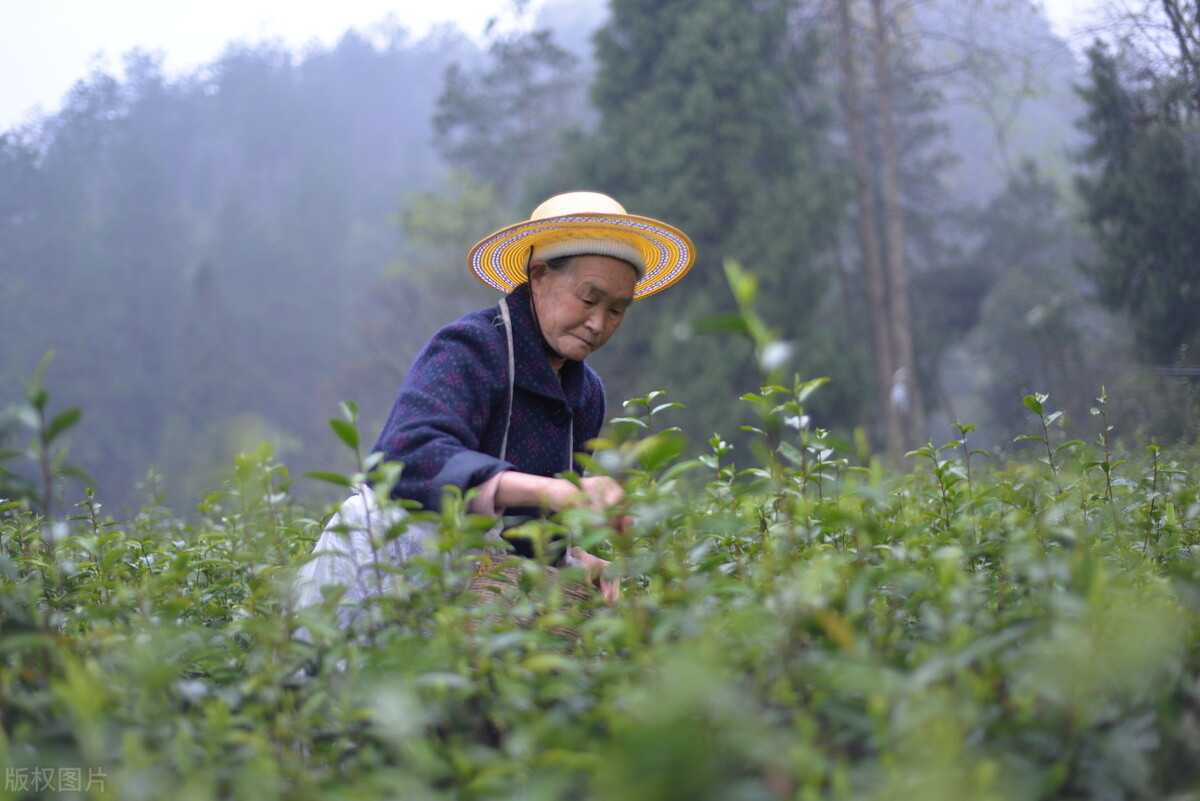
4, 265, 1200, 801
909, 0, 1084, 199
4, 376, 1200, 799
830, 0, 1087, 452
1075, 39, 1200, 365
435, 22, 591, 201
2, 0, 1149, 522
945, 161, 1121, 444
565, 0, 849, 451
338, 173, 511, 439
915, 161, 1061, 368
0, 352, 89, 518
0, 25, 478, 511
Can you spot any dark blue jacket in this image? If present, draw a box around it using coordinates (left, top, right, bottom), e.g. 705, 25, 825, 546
371, 282, 607, 514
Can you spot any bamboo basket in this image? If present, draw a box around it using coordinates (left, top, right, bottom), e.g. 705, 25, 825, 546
465, 555, 595, 637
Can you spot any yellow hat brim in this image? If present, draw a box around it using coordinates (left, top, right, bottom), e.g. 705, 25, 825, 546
468, 212, 695, 300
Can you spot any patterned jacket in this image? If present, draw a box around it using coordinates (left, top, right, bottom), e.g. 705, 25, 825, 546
370, 282, 607, 517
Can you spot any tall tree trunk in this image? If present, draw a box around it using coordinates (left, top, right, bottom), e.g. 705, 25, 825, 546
836, 0, 902, 462
871, 0, 926, 449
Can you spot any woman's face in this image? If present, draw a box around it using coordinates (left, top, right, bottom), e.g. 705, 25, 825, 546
530, 254, 638, 363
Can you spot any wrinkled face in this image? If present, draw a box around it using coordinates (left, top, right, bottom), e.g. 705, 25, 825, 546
529, 254, 638, 364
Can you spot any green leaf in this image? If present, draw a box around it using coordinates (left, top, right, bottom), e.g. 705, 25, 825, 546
650, 402, 684, 416
723, 258, 759, 307
27, 350, 55, 403
630, 432, 686, 473
778, 440, 805, 467
28, 388, 49, 412
329, 418, 359, 451
691, 313, 751, 337
303, 471, 352, 487
58, 465, 94, 485
794, 376, 830, 403
660, 459, 703, 482
45, 407, 82, 443
522, 653, 573, 675
1022, 394, 1044, 415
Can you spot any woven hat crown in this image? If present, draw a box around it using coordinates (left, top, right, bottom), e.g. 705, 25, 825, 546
467, 191, 695, 300
530, 191, 627, 219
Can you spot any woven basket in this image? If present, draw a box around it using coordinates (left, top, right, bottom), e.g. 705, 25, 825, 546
465, 555, 594, 637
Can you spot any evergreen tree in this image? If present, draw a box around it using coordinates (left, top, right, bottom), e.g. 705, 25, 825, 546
953, 162, 1104, 440
567, 0, 848, 451
1076, 40, 1200, 365
435, 27, 590, 201
0, 25, 475, 509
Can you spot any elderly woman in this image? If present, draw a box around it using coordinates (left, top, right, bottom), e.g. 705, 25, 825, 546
295, 191, 694, 625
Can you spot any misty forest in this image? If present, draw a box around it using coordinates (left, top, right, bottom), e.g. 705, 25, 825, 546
1, 0, 1194, 511
3, 0, 1200, 799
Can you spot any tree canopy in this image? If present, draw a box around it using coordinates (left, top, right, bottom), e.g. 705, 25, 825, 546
2, 0, 1196, 512
563, 0, 849, 451
0, 26, 476, 509
1076, 39, 1200, 365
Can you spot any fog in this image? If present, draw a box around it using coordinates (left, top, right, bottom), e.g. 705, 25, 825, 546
0, 0, 1193, 513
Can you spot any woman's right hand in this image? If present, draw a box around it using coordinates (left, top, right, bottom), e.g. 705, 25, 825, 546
568, 476, 632, 533
495, 472, 632, 532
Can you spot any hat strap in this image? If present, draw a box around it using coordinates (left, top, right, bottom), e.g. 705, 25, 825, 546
525, 272, 567, 361
497, 298, 515, 461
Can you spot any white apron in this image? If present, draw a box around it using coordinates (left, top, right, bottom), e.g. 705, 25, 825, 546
292, 298, 521, 630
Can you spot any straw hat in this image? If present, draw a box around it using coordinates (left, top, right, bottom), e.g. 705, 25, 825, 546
467, 191, 695, 300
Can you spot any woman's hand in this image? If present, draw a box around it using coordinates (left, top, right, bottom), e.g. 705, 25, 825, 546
494, 473, 627, 603
570, 546, 621, 602
563, 476, 633, 533
495, 472, 633, 531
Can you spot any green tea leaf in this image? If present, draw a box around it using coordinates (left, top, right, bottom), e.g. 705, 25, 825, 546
329, 418, 359, 451
303, 471, 352, 487
45, 406, 82, 443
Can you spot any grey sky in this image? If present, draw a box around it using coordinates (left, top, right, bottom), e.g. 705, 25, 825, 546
0, 0, 545, 131
1, 0, 1097, 133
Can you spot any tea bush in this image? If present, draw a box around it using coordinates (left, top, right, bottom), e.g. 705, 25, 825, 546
2, 267, 1198, 800
1, 380, 1199, 801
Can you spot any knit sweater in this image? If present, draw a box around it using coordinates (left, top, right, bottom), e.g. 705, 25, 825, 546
370, 282, 607, 518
